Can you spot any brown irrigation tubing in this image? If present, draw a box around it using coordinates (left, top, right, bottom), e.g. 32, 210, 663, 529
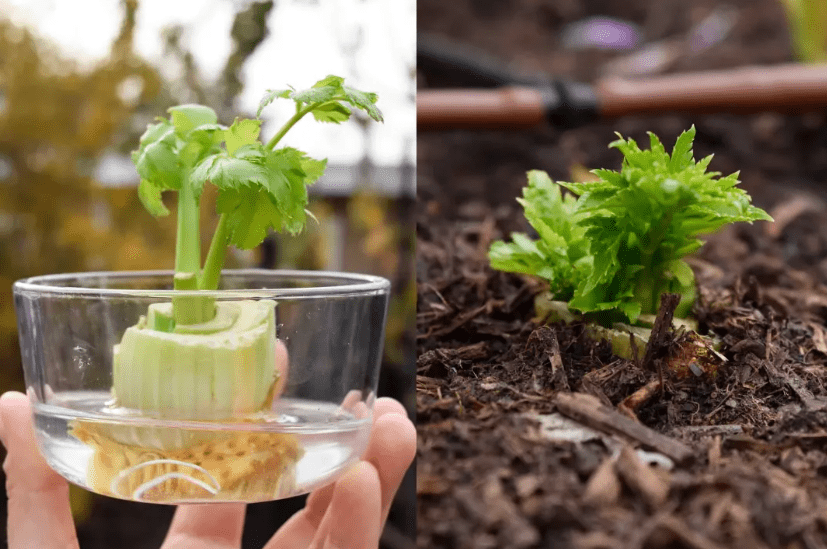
418, 63, 827, 131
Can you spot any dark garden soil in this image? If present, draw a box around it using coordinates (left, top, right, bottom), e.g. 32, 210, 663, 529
417, 1, 827, 547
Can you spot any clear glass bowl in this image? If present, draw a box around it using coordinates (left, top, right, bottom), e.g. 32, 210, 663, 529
13, 270, 390, 504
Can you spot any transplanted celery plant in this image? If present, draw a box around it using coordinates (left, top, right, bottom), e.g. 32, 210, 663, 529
490, 127, 771, 374
69, 76, 383, 500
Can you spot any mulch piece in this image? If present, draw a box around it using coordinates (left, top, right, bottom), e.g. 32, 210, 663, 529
418, 0, 827, 547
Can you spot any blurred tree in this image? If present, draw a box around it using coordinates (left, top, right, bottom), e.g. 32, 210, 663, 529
0, 0, 283, 386
0, 0, 174, 523
0, 0, 172, 390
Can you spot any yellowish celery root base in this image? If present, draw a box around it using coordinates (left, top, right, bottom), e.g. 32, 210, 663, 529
535, 294, 725, 378
71, 420, 303, 502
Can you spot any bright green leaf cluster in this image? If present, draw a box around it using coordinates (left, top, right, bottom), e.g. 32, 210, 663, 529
489, 171, 590, 300
134, 75, 382, 254
489, 126, 773, 324
132, 105, 223, 209
257, 74, 383, 123
131, 74, 381, 316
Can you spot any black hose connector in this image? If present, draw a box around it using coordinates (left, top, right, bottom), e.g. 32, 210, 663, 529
538, 79, 600, 129
418, 33, 600, 130
417, 33, 536, 88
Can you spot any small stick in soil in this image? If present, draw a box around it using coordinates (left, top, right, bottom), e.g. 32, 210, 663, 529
547, 328, 570, 391
673, 424, 743, 437
642, 293, 681, 373
618, 379, 663, 420
554, 392, 695, 465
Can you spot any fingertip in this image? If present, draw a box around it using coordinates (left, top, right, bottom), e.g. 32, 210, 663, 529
374, 397, 408, 419
326, 462, 382, 549
372, 413, 417, 464
0, 393, 11, 445
275, 339, 288, 364
339, 460, 381, 493
274, 339, 289, 397
0, 391, 28, 407
362, 410, 416, 525
1, 389, 78, 549
163, 503, 247, 549
1, 391, 59, 487
0, 392, 29, 445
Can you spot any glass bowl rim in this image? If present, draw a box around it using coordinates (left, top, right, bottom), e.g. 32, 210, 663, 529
13, 269, 390, 299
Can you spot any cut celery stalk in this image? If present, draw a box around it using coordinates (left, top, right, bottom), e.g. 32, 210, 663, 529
535, 294, 726, 378
112, 300, 278, 421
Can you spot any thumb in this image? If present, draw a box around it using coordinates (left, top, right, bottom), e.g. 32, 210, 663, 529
1, 391, 79, 549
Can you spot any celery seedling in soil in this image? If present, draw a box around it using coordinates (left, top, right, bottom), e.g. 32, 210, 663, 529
70, 75, 383, 502
490, 127, 771, 377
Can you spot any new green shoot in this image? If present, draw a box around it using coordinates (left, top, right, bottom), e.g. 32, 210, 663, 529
133, 75, 383, 327
489, 126, 772, 325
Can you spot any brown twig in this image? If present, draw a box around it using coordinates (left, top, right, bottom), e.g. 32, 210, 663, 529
546, 328, 570, 391
642, 293, 681, 373
618, 379, 663, 420
554, 392, 695, 465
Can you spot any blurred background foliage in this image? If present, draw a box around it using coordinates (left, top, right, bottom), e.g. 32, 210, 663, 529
782, 0, 827, 62
0, 0, 414, 545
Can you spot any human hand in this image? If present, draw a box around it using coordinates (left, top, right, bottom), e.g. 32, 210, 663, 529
0, 390, 415, 549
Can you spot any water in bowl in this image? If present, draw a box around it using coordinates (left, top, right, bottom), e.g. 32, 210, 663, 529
33, 391, 372, 503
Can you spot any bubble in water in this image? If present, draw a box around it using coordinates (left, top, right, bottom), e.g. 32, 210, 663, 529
73, 344, 92, 372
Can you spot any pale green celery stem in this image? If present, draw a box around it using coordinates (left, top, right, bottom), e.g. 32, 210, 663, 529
200, 214, 230, 291
175, 174, 200, 279
636, 207, 676, 315
634, 247, 666, 316
264, 100, 339, 151
173, 175, 214, 324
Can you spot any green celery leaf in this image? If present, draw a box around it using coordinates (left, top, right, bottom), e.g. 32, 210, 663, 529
647, 131, 667, 159
669, 126, 696, 172
311, 102, 352, 123
138, 179, 169, 217
342, 86, 383, 122
667, 259, 695, 288
180, 123, 226, 166
488, 170, 589, 301
256, 76, 383, 126
132, 137, 182, 190
300, 156, 327, 184
191, 152, 270, 197
257, 88, 292, 118
264, 147, 310, 228
216, 186, 287, 249
168, 105, 218, 135
187, 123, 226, 145
292, 84, 342, 104
225, 118, 262, 155
312, 75, 346, 89
138, 120, 174, 146
618, 300, 643, 322
208, 146, 319, 248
